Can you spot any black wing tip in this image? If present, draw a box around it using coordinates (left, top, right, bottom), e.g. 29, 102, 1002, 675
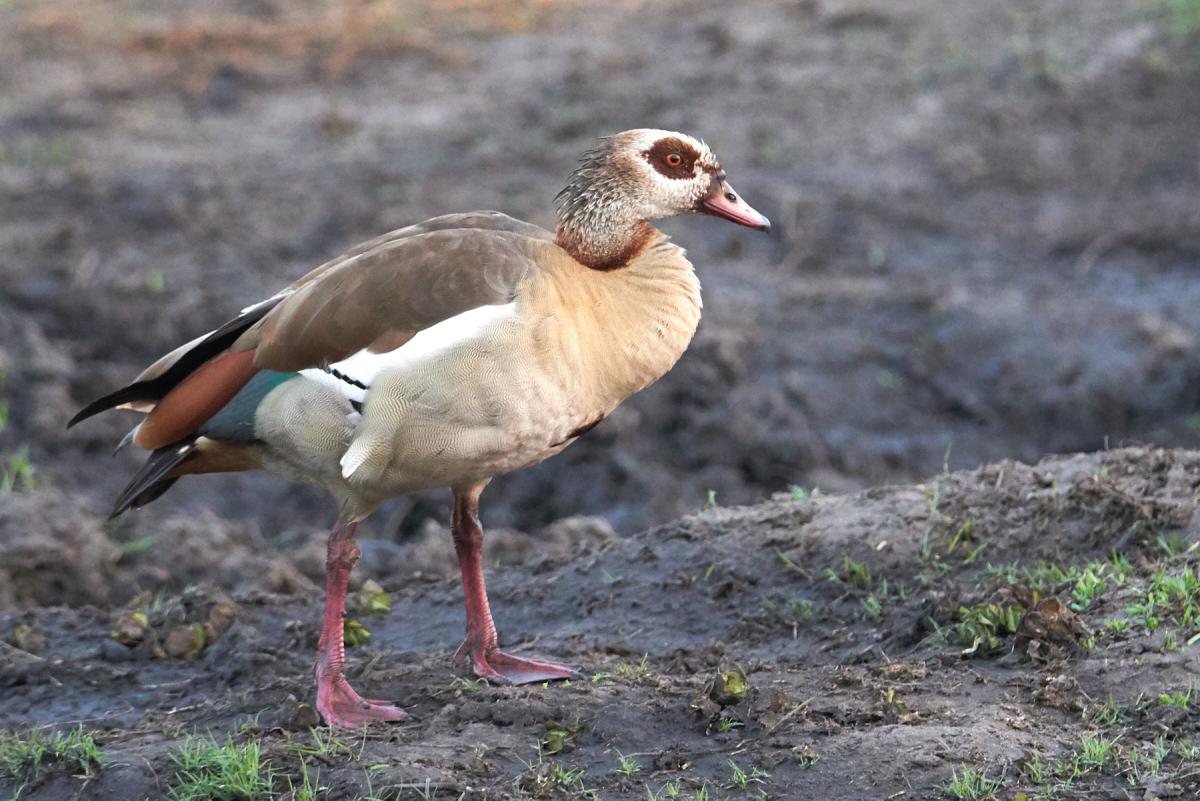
67, 384, 151, 430
111, 476, 181, 518
109, 440, 195, 517
67, 401, 104, 429
109, 494, 149, 519
67, 407, 96, 429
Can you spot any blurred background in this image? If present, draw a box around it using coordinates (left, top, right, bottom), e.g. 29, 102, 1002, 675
1, 0, 1198, 603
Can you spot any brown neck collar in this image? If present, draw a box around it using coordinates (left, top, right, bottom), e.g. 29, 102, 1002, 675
555, 219, 655, 271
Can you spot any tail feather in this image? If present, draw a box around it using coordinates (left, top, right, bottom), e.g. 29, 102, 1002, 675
68, 296, 282, 429
110, 437, 198, 518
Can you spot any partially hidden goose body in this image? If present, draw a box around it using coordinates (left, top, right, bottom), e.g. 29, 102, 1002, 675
71, 129, 770, 727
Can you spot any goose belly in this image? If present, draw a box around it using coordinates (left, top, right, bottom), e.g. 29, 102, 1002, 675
355, 368, 600, 495
332, 317, 606, 497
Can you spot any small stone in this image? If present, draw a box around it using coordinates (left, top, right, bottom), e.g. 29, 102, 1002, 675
709, 668, 749, 706
99, 639, 135, 662
163, 624, 207, 660
9, 623, 45, 654
291, 702, 321, 730
204, 602, 238, 641
1015, 598, 1090, 656
110, 610, 148, 645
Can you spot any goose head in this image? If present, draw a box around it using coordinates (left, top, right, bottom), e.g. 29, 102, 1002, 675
555, 129, 770, 270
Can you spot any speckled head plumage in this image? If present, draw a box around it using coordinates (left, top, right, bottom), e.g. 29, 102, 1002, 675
555, 129, 769, 271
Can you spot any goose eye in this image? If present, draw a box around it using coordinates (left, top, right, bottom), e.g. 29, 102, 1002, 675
664, 153, 683, 168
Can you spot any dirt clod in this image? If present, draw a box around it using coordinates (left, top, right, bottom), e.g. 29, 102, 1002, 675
1015, 598, 1091, 658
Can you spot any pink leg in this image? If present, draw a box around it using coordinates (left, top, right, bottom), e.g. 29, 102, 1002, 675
450, 484, 581, 684
314, 519, 406, 727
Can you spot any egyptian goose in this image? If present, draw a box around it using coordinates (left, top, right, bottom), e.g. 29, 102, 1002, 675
71, 129, 770, 727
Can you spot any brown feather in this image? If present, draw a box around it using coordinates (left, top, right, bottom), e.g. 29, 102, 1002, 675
271, 211, 552, 299
561, 221, 655, 272
367, 329, 416, 353
135, 350, 259, 449
169, 439, 261, 476
235, 226, 539, 372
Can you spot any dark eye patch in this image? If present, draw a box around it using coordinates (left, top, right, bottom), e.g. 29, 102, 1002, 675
644, 137, 700, 179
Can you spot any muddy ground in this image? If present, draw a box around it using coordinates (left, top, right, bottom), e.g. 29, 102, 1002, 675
6, 447, 1200, 801
2, 0, 1200, 799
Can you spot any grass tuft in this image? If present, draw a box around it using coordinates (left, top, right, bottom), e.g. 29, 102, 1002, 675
944, 766, 1000, 800
0, 727, 104, 786
169, 735, 272, 801
614, 751, 641, 776
1, 445, 36, 494
954, 603, 1024, 655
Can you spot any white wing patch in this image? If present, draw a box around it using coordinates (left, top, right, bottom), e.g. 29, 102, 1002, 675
364, 300, 517, 368
301, 301, 518, 409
